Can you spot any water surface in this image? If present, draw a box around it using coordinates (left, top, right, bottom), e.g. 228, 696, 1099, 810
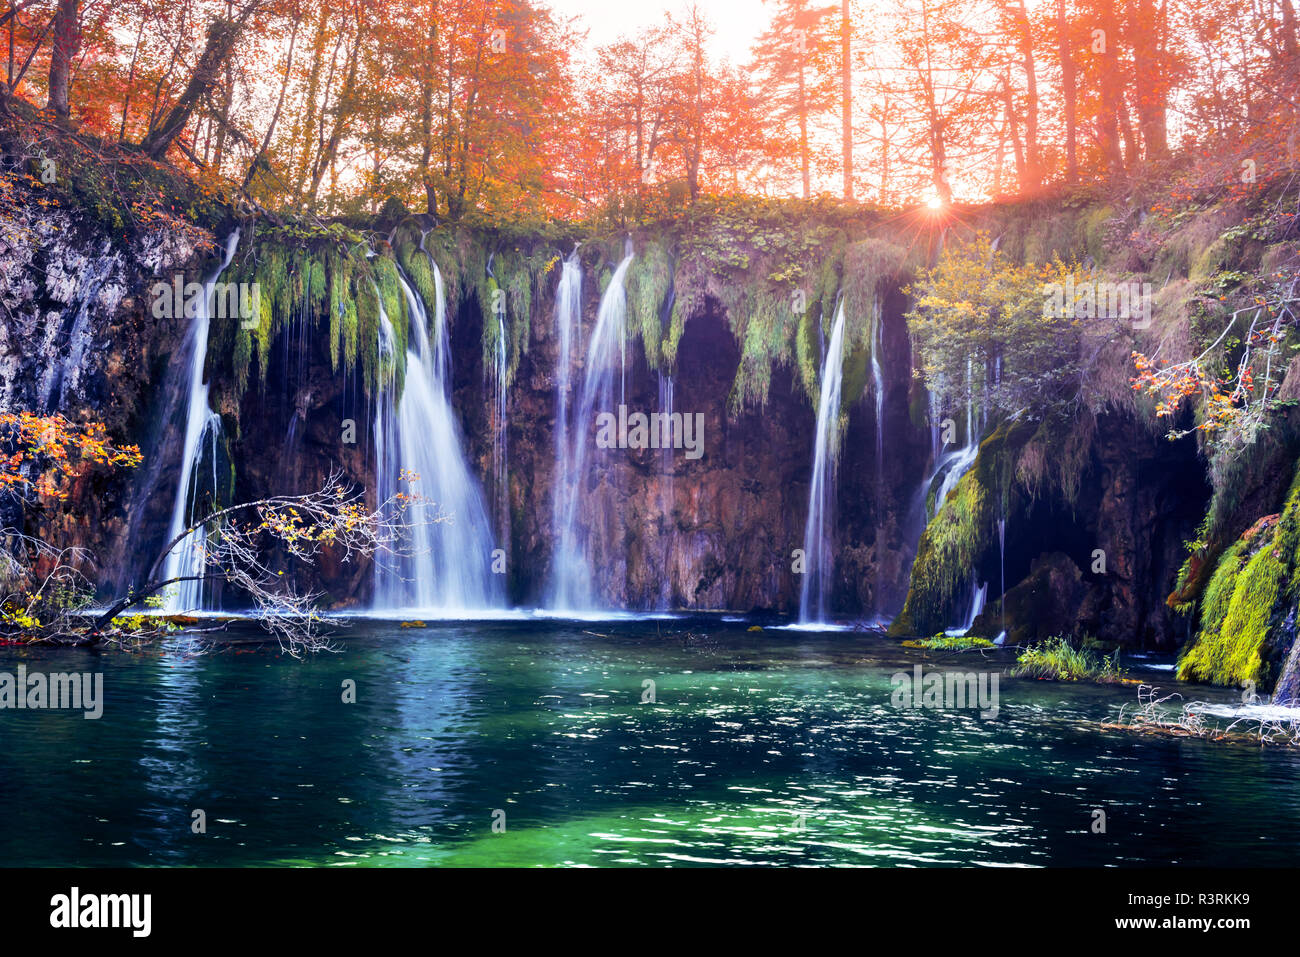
1, 618, 1295, 867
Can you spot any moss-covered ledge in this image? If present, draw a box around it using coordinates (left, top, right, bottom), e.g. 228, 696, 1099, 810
1177, 462, 1300, 690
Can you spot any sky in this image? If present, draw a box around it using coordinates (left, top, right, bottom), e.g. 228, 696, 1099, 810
551, 0, 773, 66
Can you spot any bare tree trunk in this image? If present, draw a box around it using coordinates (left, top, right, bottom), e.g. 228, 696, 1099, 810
841, 0, 852, 201
1058, 0, 1077, 182
290, 3, 330, 202
117, 17, 146, 140
876, 102, 890, 204
1129, 0, 1168, 161
1001, 73, 1026, 189
419, 3, 439, 215
308, 13, 362, 207
1118, 91, 1139, 167
46, 0, 77, 117
1096, 4, 1125, 173
142, 6, 258, 159
1008, 0, 1039, 189
1282, 0, 1300, 58
243, 10, 299, 191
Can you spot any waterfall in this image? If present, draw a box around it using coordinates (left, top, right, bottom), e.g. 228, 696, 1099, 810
488, 279, 509, 547
870, 297, 885, 469
798, 300, 847, 624
658, 372, 676, 609
1274, 627, 1300, 706
870, 296, 885, 616
371, 260, 501, 613
924, 355, 983, 522
946, 580, 988, 636
552, 241, 634, 610
550, 250, 582, 597
996, 516, 1007, 642
160, 230, 240, 613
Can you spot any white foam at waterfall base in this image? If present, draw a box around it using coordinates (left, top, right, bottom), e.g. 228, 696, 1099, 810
798, 300, 847, 625
551, 242, 634, 611
371, 261, 502, 615
160, 230, 240, 613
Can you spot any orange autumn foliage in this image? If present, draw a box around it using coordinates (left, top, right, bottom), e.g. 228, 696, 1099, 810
0, 412, 142, 501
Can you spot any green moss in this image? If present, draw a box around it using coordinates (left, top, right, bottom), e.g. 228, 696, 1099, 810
841, 239, 906, 348
725, 287, 793, 415
794, 306, 820, 401
1079, 205, 1116, 262
901, 634, 996, 650
1178, 542, 1280, 686
1179, 465, 1300, 688
626, 240, 673, 369
399, 242, 438, 317
1190, 233, 1240, 284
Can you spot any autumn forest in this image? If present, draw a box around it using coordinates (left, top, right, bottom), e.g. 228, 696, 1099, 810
5, 0, 1297, 221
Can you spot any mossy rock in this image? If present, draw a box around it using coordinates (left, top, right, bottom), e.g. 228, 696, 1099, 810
974, 551, 1086, 644
1178, 464, 1300, 689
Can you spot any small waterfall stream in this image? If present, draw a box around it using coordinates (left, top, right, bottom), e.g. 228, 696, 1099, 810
870, 296, 886, 617
798, 300, 847, 624
870, 297, 885, 468
552, 241, 634, 610
550, 250, 582, 593
658, 372, 676, 608
1274, 628, 1300, 706
371, 259, 501, 613
487, 259, 510, 549
946, 581, 987, 636
160, 230, 240, 613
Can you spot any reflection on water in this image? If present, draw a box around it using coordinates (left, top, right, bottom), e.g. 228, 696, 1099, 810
1, 619, 1298, 867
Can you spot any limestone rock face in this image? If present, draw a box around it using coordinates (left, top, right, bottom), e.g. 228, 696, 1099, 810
0, 184, 212, 596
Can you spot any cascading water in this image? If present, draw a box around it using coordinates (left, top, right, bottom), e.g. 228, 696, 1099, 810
486, 255, 510, 547
658, 371, 676, 608
912, 355, 986, 538
160, 230, 240, 613
798, 300, 847, 624
870, 297, 885, 469
870, 296, 886, 617
946, 580, 988, 636
550, 250, 583, 597
996, 516, 1007, 642
371, 259, 501, 613
929, 357, 981, 520
1273, 623, 1300, 705
551, 241, 634, 610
